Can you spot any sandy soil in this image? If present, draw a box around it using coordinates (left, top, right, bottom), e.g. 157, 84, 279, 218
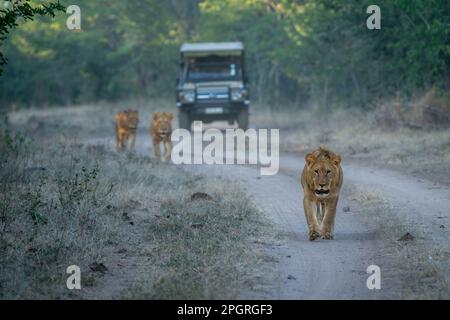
6, 105, 449, 299
87, 128, 450, 299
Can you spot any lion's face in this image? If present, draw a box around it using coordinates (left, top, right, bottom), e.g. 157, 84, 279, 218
309, 161, 337, 198
152, 112, 173, 138
305, 150, 341, 199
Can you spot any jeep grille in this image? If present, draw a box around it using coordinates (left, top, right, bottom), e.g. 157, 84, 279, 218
196, 87, 229, 101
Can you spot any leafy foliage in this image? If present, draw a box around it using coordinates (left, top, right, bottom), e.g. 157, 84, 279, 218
0, 0, 64, 74
0, 0, 448, 108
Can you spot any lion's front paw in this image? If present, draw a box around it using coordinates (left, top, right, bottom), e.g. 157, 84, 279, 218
309, 229, 321, 241
322, 232, 333, 240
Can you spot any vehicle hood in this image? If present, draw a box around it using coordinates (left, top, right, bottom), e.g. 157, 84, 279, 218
182, 81, 244, 90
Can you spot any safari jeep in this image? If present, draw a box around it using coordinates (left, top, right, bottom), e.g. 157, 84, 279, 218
176, 42, 250, 130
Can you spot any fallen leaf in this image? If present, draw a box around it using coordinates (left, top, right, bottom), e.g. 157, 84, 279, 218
89, 262, 108, 273
191, 223, 204, 228
191, 192, 213, 201
398, 232, 414, 241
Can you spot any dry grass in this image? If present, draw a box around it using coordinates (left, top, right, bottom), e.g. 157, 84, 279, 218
121, 183, 265, 299
4, 96, 449, 299
347, 182, 450, 299
253, 103, 450, 186
253, 97, 450, 299
0, 124, 269, 299
7, 98, 174, 141
0, 132, 118, 298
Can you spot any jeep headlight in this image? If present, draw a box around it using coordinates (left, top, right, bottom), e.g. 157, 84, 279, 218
179, 90, 195, 103
231, 88, 246, 102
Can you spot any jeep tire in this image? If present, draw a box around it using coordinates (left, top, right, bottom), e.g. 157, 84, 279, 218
237, 108, 249, 130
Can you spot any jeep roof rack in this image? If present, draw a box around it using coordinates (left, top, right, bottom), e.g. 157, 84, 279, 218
180, 42, 244, 56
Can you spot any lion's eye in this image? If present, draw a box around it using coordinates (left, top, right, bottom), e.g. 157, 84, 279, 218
314, 170, 319, 174
326, 170, 331, 175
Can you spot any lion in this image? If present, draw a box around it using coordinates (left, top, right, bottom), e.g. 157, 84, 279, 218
300, 147, 343, 241
151, 112, 174, 162
115, 109, 139, 151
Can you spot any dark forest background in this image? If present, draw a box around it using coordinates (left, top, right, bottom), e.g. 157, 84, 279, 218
0, 0, 449, 109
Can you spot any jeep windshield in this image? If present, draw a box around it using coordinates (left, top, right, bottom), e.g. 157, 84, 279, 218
184, 55, 242, 82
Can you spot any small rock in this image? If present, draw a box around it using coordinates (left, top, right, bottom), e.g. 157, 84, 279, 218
191, 223, 204, 229
286, 255, 291, 258
191, 192, 214, 201
116, 248, 127, 254
287, 275, 296, 280
26, 166, 47, 172
398, 232, 414, 241
439, 225, 445, 229
129, 221, 134, 226
89, 262, 108, 273
343, 206, 351, 213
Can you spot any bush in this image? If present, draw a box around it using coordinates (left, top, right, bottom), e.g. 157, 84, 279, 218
0, 131, 116, 298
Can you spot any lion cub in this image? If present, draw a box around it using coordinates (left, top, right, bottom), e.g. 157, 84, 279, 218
115, 109, 139, 151
300, 147, 343, 241
151, 112, 173, 162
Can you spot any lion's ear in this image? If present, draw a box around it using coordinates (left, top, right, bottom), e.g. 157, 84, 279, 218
166, 112, 174, 121
331, 154, 341, 166
153, 112, 161, 121
305, 153, 316, 167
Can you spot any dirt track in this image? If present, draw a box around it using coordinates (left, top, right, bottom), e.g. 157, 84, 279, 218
185, 154, 402, 299
88, 130, 450, 299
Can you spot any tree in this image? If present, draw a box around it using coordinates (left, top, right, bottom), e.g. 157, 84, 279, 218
0, 0, 448, 108
0, 0, 64, 75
